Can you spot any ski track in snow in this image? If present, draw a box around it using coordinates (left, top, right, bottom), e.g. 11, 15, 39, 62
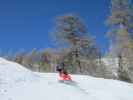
0, 58, 133, 100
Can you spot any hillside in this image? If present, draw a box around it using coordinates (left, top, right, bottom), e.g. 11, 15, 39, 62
0, 58, 133, 100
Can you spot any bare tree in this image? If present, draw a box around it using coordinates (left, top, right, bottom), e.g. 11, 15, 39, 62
51, 14, 102, 75
107, 0, 133, 82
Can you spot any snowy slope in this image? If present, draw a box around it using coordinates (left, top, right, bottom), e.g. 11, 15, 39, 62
0, 58, 133, 100
0, 58, 38, 87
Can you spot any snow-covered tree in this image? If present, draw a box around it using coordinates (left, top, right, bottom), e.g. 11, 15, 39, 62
107, 0, 133, 82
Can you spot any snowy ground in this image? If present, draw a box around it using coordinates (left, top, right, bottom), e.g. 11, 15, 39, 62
0, 58, 133, 100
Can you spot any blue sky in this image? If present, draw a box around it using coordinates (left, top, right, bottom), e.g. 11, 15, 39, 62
0, 0, 111, 54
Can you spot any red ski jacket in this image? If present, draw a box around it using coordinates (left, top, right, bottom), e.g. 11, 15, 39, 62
59, 73, 72, 81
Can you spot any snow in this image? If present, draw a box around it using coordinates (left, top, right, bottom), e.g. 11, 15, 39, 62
101, 57, 119, 77
0, 58, 38, 88
0, 58, 133, 100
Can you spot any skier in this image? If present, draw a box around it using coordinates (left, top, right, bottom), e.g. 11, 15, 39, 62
56, 62, 72, 81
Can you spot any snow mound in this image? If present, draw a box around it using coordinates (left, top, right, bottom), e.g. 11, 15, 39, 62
0, 58, 38, 87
